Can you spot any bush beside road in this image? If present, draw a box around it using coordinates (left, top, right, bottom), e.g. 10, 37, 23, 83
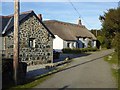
62, 47, 98, 54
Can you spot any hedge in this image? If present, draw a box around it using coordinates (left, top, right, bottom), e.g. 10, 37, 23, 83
62, 47, 98, 54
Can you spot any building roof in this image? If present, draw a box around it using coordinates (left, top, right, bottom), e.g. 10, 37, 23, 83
1, 10, 55, 38
0, 16, 11, 33
43, 20, 96, 40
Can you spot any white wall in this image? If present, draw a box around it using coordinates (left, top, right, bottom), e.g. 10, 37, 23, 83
53, 35, 96, 50
84, 38, 89, 48
91, 40, 96, 48
78, 38, 91, 48
63, 41, 76, 49
53, 35, 77, 51
53, 35, 63, 51
69, 42, 76, 48
63, 41, 68, 48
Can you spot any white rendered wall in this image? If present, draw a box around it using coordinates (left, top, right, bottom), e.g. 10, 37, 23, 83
63, 41, 67, 48
84, 38, 89, 48
63, 41, 76, 48
70, 42, 76, 48
73, 42, 76, 48
78, 38, 90, 48
53, 35, 63, 50
93, 41, 96, 48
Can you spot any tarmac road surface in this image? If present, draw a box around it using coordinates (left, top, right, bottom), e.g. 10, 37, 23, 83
35, 49, 117, 88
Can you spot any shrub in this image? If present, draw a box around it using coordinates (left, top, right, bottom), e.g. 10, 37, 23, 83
105, 39, 112, 49
62, 47, 98, 54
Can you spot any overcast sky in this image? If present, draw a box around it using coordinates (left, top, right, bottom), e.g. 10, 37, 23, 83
1, 2, 118, 30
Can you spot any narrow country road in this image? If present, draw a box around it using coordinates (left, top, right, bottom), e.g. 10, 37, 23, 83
35, 49, 117, 88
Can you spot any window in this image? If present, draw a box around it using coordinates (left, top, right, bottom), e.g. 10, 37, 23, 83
29, 38, 35, 48
67, 43, 70, 48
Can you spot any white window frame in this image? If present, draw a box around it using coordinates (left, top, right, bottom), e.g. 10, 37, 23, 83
29, 38, 35, 48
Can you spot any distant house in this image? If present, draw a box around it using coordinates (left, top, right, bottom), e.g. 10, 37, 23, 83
1, 10, 55, 65
44, 19, 96, 52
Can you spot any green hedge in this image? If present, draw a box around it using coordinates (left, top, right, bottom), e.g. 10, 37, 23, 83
62, 47, 98, 54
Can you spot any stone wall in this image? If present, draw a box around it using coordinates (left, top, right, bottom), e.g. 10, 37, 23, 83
2, 15, 53, 65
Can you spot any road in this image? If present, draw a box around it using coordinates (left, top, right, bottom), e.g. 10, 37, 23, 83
35, 49, 117, 88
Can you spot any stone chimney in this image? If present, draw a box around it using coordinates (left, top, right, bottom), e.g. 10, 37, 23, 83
37, 14, 42, 21
77, 17, 82, 25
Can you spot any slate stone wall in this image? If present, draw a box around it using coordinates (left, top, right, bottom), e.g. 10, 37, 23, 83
2, 15, 53, 65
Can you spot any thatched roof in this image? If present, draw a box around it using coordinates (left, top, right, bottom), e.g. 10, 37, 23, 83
43, 20, 97, 40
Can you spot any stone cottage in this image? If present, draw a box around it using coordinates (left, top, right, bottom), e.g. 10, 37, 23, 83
1, 10, 55, 65
44, 19, 96, 52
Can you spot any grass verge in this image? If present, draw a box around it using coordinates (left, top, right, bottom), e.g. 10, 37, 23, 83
104, 51, 119, 89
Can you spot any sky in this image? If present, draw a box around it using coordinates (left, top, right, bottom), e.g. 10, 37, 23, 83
1, 2, 118, 30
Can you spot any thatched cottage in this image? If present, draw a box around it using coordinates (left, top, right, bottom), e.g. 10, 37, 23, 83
1, 10, 55, 65
44, 19, 97, 52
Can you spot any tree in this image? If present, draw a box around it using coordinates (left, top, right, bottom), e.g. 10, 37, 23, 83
90, 29, 105, 48
99, 7, 120, 49
97, 36, 105, 45
90, 29, 103, 37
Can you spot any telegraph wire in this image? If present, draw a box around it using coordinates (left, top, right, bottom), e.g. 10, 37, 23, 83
68, 0, 81, 18
68, 0, 92, 29
80, 15, 92, 28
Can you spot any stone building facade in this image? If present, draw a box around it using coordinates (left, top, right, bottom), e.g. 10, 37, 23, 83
2, 11, 55, 65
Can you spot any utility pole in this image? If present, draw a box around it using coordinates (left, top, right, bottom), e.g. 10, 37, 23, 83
13, 0, 20, 85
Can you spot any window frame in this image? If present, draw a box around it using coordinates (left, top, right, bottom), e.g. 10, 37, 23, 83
29, 38, 35, 48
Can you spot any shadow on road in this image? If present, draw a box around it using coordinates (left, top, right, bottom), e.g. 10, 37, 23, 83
27, 53, 91, 78
59, 85, 70, 90
26, 53, 91, 78
53, 53, 91, 63
58, 54, 110, 73
5, 53, 91, 88
4, 52, 111, 89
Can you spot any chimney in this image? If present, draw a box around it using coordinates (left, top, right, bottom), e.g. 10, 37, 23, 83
77, 17, 82, 25
38, 14, 42, 21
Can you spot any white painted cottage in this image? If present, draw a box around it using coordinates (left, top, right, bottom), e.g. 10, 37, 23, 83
44, 19, 97, 52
